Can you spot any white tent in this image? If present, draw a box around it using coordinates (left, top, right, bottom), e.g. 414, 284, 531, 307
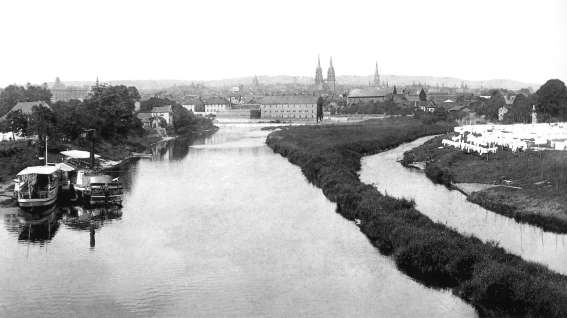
60, 150, 101, 159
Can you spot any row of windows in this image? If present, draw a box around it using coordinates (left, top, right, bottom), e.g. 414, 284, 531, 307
267, 110, 314, 113
261, 104, 316, 108
263, 115, 315, 118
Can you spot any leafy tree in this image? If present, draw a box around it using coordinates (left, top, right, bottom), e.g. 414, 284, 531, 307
52, 99, 82, 141
171, 104, 194, 133
23, 86, 52, 104
433, 107, 448, 121
535, 79, 567, 121
477, 91, 505, 121
0, 85, 53, 118
517, 88, 532, 96
419, 88, 427, 101
78, 83, 142, 139
507, 94, 534, 123
393, 86, 397, 94
6, 110, 28, 136
0, 85, 25, 117
28, 105, 56, 141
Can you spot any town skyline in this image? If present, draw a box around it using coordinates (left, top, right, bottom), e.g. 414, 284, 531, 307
1, 0, 566, 87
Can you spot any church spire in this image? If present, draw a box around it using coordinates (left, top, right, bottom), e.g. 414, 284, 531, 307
327, 56, 335, 82
373, 61, 380, 87
315, 54, 323, 85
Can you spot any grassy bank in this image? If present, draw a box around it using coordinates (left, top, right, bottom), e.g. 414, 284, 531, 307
402, 135, 567, 233
266, 117, 567, 317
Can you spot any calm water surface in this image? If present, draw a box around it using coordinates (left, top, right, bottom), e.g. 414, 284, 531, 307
360, 136, 567, 275
0, 126, 475, 317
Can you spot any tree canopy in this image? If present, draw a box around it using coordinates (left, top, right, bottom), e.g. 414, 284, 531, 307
0, 85, 53, 117
535, 79, 567, 121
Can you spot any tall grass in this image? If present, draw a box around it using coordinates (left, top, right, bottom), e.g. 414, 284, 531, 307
266, 117, 567, 317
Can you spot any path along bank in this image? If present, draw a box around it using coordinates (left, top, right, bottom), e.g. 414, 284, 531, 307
402, 134, 567, 234
265, 117, 567, 317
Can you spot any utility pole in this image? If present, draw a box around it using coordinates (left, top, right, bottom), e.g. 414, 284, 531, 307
83, 129, 97, 169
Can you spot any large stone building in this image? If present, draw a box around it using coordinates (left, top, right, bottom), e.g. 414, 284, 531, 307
50, 77, 90, 102
259, 96, 319, 120
182, 98, 205, 113
347, 87, 391, 104
204, 97, 232, 115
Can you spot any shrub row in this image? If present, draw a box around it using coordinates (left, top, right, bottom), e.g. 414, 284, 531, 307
266, 118, 567, 317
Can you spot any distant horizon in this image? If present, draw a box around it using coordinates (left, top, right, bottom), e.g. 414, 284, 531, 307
2, 0, 564, 88
16, 73, 541, 91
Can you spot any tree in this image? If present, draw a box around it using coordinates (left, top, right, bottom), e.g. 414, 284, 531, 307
28, 105, 56, 141
78, 83, 142, 139
393, 86, 397, 94
517, 88, 532, 96
316, 96, 324, 122
0, 85, 25, 117
419, 88, 427, 102
477, 91, 505, 121
6, 110, 28, 136
433, 107, 448, 121
52, 99, 82, 141
171, 103, 194, 133
535, 79, 567, 121
23, 86, 52, 104
507, 94, 533, 123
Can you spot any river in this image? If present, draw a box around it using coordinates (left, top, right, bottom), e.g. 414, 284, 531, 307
0, 127, 475, 317
360, 136, 567, 275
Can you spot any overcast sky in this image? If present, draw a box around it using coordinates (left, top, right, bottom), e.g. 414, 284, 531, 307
1, 0, 566, 87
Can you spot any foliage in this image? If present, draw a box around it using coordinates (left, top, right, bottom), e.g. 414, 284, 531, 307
6, 110, 28, 136
0, 85, 53, 118
476, 91, 506, 121
28, 105, 56, 141
535, 79, 567, 121
78, 83, 142, 139
51, 99, 82, 141
419, 88, 427, 102
506, 93, 534, 123
140, 97, 172, 113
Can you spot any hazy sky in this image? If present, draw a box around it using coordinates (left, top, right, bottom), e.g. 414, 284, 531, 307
1, 0, 566, 87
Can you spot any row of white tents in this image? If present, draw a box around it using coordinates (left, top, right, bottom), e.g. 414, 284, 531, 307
443, 122, 567, 155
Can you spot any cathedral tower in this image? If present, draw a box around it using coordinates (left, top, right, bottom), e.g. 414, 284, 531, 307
373, 61, 380, 87
327, 56, 335, 81
315, 55, 323, 85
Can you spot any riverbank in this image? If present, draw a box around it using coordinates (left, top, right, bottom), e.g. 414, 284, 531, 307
402, 134, 567, 233
0, 124, 218, 207
266, 117, 567, 317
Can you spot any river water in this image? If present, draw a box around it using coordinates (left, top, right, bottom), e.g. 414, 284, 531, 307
360, 136, 567, 275
0, 127, 475, 317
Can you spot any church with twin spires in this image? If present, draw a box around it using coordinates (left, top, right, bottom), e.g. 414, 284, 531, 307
314, 55, 336, 93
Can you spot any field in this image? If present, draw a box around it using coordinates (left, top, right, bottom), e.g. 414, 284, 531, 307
402, 134, 567, 233
267, 117, 567, 317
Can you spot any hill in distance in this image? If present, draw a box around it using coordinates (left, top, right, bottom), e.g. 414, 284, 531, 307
50, 75, 540, 91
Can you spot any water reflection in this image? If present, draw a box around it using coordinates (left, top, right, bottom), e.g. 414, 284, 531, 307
2, 204, 123, 249
3, 206, 60, 244
149, 137, 191, 162
60, 205, 122, 249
